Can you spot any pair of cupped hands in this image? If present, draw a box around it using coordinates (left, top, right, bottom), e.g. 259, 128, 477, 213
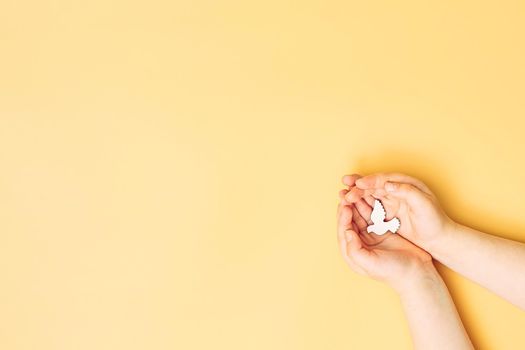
337, 173, 454, 291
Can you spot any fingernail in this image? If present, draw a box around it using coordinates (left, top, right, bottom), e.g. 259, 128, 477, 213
355, 179, 364, 187
385, 182, 396, 192
345, 230, 353, 242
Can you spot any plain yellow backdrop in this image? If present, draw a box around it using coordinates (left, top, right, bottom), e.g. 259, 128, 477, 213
1, 0, 525, 349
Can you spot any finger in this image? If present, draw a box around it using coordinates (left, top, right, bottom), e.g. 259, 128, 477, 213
344, 187, 362, 203
351, 206, 369, 234
339, 189, 351, 205
370, 187, 388, 199
362, 194, 375, 207
352, 221, 360, 233
342, 174, 361, 187
344, 187, 375, 203
384, 182, 427, 205
337, 205, 353, 241
336, 200, 349, 220
337, 207, 367, 274
354, 198, 373, 225
355, 172, 432, 194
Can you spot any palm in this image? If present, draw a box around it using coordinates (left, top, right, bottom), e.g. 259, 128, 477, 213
352, 205, 431, 281
338, 195, 431, 285
367, 235, 431, 280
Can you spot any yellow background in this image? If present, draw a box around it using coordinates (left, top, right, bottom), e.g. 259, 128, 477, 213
1, 1, 525, 349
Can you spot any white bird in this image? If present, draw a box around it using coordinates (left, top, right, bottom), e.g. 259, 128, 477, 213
367, 199, 400, 235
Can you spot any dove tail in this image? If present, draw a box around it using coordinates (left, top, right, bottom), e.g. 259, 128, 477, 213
388, 218, 400, 233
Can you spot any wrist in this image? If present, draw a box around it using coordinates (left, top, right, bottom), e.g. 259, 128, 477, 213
392, 261, 441, 297
422, 218, 459, 258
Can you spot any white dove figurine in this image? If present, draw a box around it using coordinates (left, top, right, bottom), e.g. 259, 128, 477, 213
367, 199, 400, 235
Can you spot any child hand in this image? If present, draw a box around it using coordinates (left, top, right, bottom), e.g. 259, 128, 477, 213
337, 185, 433, 291
343, 173, 455, 252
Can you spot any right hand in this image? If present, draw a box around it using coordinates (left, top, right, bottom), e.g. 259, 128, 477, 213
337, 184, 433, 292
343, 173, 456, 252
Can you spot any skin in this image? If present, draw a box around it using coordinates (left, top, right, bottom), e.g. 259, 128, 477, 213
349, 172, 525, 310
337, 174, 473, 350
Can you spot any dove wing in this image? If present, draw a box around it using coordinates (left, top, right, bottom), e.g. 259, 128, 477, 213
370, 200, 386, 224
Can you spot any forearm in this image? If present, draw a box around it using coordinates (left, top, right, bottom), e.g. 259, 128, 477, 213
429, 223, 525, 309
397, 263, 473, 350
